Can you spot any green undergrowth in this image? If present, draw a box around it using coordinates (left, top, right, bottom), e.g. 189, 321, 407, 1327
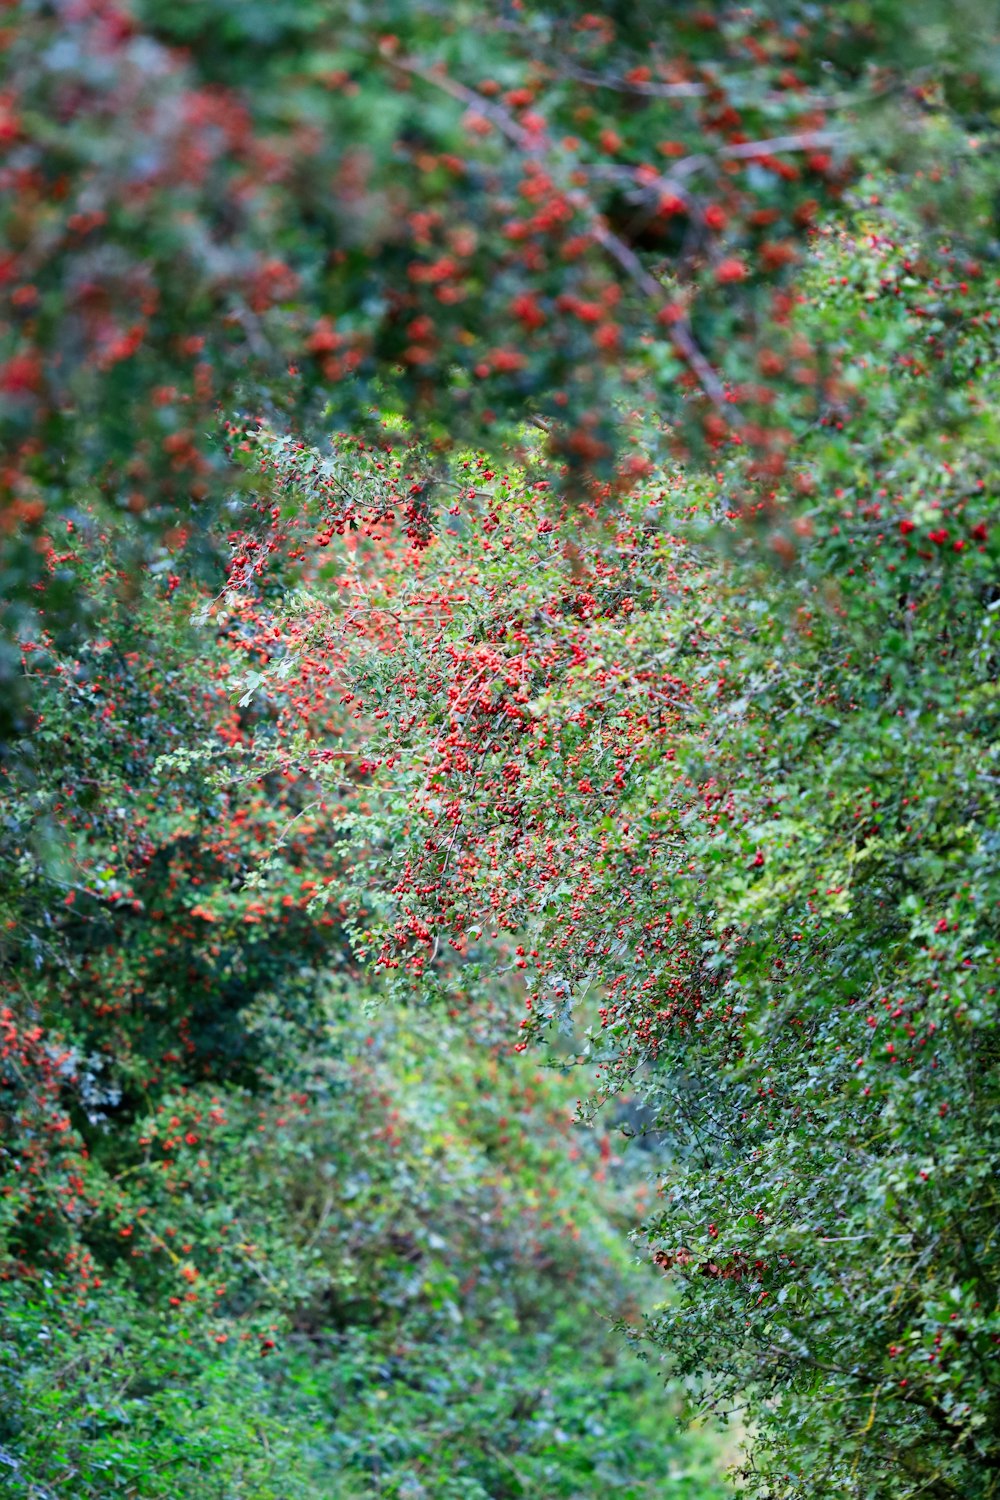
0, 993, 730, 1499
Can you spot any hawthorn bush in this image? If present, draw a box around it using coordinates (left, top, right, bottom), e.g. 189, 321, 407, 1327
236, 194, 1000, 1495
0, 522, 730, 1497
3, 2, 1000, 1497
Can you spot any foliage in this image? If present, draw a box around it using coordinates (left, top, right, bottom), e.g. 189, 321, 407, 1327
243, 196, 1000, 1495
3, 3, 1000, 1497
3, 0, 1000, 739
1, 988, 730, 1498
0, 519, 729, 1496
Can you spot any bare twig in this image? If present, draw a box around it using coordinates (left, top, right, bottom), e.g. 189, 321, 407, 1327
547, 60, 706, 100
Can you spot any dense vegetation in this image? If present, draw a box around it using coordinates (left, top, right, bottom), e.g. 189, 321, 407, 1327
2, 2, 999, 1496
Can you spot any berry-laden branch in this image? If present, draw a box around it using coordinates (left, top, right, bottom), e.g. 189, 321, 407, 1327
389, 48, 751, 420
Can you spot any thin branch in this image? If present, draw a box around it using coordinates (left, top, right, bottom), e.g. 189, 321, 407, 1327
721, 130, 837, 161
391, 56, 539, 152
546, 60, 706, 100
584, 214, 733, 416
